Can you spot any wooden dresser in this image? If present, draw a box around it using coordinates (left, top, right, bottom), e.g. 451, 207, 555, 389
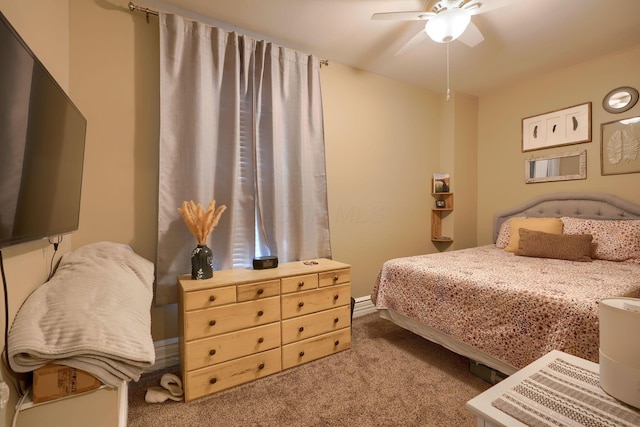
178, 258, 351, 402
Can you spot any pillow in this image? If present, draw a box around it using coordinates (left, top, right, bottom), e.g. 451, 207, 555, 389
504, 217, 564, 252
562, 217, 640, 262
495, 217, 524, 248
515, 229, 593, 262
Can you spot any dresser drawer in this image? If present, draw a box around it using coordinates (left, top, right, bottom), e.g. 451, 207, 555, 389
185, 348, 281, 401
281, 305, 351, 344
281, 284, 350, 319
183, 286, 236, 311
185, 297, 280, 341
237, 280, 280, 302
281, 274, 318, 294
319, 268, 350, 287
282, 328, 351, 370
184, 323, 281, 371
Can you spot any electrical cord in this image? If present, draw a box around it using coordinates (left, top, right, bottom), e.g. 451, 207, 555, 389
1, 249, 11, 376
11, 385, 31, 427
1, 249, 28, 398
0, 239, 63, 406
47, 236, 63, 280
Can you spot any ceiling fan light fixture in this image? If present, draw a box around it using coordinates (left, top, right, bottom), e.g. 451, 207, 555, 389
425, 8, 471, 43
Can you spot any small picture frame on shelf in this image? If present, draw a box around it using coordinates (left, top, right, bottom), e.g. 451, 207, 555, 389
433, 173, 450, 193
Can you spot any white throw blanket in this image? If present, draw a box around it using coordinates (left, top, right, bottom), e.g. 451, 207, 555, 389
8, 241, 156, 387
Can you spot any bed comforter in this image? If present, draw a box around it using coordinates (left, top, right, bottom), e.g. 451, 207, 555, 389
372, 245, 640, 369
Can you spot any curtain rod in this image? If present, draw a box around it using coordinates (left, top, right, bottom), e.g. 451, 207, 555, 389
127, 2, 329, 67
128, 2, 158, 21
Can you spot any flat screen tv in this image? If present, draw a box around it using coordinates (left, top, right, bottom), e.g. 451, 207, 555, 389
0, 12, 87, 249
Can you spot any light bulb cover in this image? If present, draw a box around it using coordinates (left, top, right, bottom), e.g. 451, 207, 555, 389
425, 8, 471, 43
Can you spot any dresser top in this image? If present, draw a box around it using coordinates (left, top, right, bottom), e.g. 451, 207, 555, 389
179, 258, 350, 292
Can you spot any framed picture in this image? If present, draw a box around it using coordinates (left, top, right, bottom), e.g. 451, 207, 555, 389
432, 173, 450, 193
601, 116, 640, 175
522, 102, 591, 152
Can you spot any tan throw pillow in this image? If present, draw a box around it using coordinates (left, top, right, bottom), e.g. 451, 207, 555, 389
515, 229, 593, 262
495, 217, 525, 248
504, 217, 564, 252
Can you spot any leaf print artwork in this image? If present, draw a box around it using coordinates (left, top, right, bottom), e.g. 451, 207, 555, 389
608, 131, 623, 164
607, 129, 640, 165
621, 129, 639, 161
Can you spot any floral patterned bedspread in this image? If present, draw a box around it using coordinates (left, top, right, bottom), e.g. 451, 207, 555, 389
372, 245, 640, 369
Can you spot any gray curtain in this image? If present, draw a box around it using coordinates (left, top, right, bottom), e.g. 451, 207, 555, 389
156, 13, 331, 304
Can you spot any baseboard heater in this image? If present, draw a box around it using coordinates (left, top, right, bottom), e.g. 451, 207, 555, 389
469, 360, 508, 385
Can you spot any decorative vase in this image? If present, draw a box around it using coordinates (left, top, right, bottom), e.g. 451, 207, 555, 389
191, 244, 213, 280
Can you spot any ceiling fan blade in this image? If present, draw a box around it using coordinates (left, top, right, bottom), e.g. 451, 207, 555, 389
466, 0, 512, 15
371, 11, 434, 21
457, 21, 484, 47
395, 28, 428, 56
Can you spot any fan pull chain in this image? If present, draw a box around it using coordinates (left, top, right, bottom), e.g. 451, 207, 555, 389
446, 43, 451, 102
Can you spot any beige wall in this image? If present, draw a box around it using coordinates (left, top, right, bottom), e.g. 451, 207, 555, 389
477, 44, 640, 245
0, 0, 72, 321
64, 2, 446, 342
67, 0, 175, 340
3, 0, 639, 371
0, 1, 72, 424
439, 93, 479, 250
322, 63, 441, 299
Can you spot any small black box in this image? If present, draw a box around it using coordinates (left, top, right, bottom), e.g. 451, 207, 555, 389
253, 256, 278, 269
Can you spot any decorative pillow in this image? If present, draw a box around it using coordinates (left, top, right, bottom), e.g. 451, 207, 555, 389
561, 217, 640, 262
504, 217, 564, 252
515, 229, 593, 262
495, 217, 524, 248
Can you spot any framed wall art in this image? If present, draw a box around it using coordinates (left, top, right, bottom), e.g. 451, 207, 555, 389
601, 116, 640, 175
522, 102, 591, 152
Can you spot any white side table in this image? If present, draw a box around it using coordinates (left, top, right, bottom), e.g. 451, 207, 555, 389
466, 349, 640, 427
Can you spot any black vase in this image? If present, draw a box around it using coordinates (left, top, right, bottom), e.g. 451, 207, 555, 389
191, 244, 213, 280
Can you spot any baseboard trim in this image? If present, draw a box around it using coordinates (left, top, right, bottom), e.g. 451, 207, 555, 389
150, 337, 179, 371
353, 295, 376, 318
150, 295, 378, 371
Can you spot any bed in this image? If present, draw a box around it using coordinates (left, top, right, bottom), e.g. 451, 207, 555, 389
371, 192, 640, 376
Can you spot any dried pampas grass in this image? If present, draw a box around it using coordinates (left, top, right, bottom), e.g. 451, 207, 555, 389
178, 200, 227, 246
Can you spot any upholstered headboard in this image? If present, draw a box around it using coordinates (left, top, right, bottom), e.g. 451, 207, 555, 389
493, 192, 640, 242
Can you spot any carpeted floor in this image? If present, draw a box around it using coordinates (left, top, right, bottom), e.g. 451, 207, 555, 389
128, 313, 492, 426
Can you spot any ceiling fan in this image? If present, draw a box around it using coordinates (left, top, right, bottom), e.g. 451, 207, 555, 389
372, 0, 511, 99
371, 0, 509, 49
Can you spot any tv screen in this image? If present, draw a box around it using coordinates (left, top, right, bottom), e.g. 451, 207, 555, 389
0, 12, 87, 249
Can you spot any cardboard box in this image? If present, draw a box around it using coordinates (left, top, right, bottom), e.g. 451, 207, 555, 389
32, 364, 102, 404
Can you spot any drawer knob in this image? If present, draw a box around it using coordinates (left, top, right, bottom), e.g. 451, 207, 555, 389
333, 294, 339, 301
209, 295, 216, 302
257, 310, 264, 317
334, 340, 340, 346
258, 363, 265, 370
297, 281, 304, 287
333, 275, 339, 281
298, 326, 304, 333
334, 317, 339, 323
258, 337, 264, 344
257, 288, 264, 295
299, 351, 305, 357
209, 320, 216, 326
210, 377, 217, 384
209, 349, 216, 356
298, 302, 304, 308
